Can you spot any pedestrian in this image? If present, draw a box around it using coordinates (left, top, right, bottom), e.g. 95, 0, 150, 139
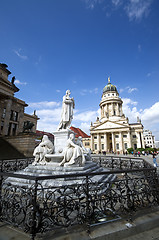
152, 152, 158, 167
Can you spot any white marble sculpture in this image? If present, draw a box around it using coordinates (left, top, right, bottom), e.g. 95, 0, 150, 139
59, 133, 86, 167
57, 90, 75, 130
76, 136, 91, 161
32, 135, 54, 165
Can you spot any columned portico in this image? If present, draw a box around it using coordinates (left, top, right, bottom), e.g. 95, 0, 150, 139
90, 77, 145, 154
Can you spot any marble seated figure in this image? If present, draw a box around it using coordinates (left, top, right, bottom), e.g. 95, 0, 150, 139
76, 136, 91, 161
59, 133, 86, 167
32, 135, 54, 165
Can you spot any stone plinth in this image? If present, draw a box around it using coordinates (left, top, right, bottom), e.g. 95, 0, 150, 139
6, 161, 116, 190
53, 129, 75, 154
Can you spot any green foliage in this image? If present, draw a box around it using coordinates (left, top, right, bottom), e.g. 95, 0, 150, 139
136, 148, 145, 152
127, 148, 134, 154
145, 148, 155, 153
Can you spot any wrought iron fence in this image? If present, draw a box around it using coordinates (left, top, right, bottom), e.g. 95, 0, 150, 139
0, 157, 33, 172
0, 166, 159, 240
92, 155, 152, 170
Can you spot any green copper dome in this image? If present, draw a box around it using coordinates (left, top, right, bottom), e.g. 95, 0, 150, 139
103, 77, 117, 93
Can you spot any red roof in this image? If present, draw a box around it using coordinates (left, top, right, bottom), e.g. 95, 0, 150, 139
70, 126, 90, 138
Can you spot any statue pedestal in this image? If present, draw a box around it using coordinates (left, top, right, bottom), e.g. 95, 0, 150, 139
53, 129, 75, 154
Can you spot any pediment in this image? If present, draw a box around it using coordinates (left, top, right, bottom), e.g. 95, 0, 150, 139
93, 120, 128, 130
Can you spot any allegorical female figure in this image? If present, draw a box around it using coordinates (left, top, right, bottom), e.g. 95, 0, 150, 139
59, 133, 85, 167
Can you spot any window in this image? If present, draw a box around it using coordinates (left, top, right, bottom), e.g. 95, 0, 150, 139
133, 135, 136, 138
101, 136, 104, 139
102, 144, 104, 150
14, 111, 18, 121
1, 121, 4, 133
115, 135, 119, 138
12, 123, 17, 136
10, 110, 14, 120
7, 123, 12, 136
134, 144, 137, 149
94, 136, 97, 139
114, 110, 116, 115
124, 143, 128, 149
10, 110, 18, 121
2, 108, 6, 119
123, 135, 127, 138
116, 143, 119, 150
94, 144, 97, 150
85, 142, 90, 146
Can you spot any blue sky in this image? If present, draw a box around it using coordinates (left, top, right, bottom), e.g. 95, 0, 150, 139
1, 0, 159, 139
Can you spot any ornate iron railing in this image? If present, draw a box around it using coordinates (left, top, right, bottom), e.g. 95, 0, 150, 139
92, 155, 152, 170
0, 166, 159, 240
0, 157, 33, 172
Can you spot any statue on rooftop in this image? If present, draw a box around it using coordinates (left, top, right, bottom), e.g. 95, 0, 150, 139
57, 90, 75, 130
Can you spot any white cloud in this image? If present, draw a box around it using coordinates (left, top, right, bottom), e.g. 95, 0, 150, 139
83, 0, 153, 21
112, 0, 122, 7
127, 87, 138, 93
120, 86, 138, 93
28, 101, 61, 109
74, 110, 99, 122
13, 49, 28, 60
141, 102, 159, 124
56, 90, 61, 93
14, 79, 27, 85
84, 0, 99, 9
122, 99, 159, 139
125, 0, 153, 21
78, 122, 91, 135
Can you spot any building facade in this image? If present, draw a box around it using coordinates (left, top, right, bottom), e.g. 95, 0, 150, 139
90, 78, 145, 154
0, 63, 39, 157
143, 129, 155, 148
0, 63, 38, 136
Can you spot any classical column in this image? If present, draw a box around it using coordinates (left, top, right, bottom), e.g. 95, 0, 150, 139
137, 132, 141, 148
116, 103, 119, 116
112, 132, 115, 152
97, 134, 100, 152
127, 131, 131, 148
91, 134, 94, 152
119, 132, 123, 153
111, 103, 114, 116
104, 133, 107, 152
141, 132, 145, 148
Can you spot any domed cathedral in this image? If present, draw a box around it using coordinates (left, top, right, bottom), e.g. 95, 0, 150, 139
90, 77, 145, 154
